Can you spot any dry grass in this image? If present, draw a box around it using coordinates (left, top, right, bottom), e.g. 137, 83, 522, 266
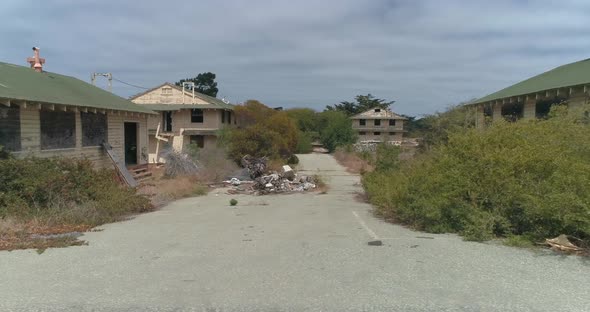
312, 174, 330, 194
333, 148, 374, 174
0, 217, 90, 251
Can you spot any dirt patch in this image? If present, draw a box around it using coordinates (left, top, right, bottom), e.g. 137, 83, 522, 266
333, 149, 373, 174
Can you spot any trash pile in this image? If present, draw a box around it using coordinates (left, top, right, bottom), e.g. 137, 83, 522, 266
224, 155, 317, 195
160, 149, 199, 177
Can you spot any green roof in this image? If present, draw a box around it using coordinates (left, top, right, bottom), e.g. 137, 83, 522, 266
0, 61, 155, 114
471, 58, 590, 104
140, 104, 233, 111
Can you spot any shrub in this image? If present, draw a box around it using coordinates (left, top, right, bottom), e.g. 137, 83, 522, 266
287, 154, 299, 165
230, 199, 238, 206
318, 111, 357, 152
363, 106, 590, 246
0, 157, 152, 225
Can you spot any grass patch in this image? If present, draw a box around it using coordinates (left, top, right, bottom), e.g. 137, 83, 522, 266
503, 235, 535, 248
333, 147, 373, 174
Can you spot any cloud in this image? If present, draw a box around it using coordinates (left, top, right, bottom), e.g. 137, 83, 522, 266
1, 0, 589, 116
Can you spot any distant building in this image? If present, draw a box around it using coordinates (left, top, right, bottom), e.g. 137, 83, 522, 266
350, 107, 407, 145
130, 83, 234, 163
468, 58, 590, 127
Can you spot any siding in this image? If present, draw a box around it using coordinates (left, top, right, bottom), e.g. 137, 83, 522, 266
132, 85, 209, 105
12, 106, 148, 168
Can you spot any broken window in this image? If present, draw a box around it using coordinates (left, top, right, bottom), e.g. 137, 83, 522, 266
221, 110, 226, 124
40, 110, 75, 150
81, 112, 107, 147
389, 119, 396, 126
0, 105, 21, 151
501, 102, 524, 122
359, 131, 366, 135
190, 135, 205, 148
536, 98, 566, 119
374, 132, 381, 136
374, 108, 381, 112
374, 119, 381, 126
359, 119, 366, 126
191, 109, 203, 123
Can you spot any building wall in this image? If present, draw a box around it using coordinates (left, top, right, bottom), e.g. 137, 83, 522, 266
12, 105, 148, 168
357, 131, 403, 142
132, 85, 209, 105
351, 118, 404, 131
147, 133, 217, 163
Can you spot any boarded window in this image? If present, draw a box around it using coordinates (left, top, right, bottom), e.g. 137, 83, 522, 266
374, 119, 381, 126
81, 112, 107, 147
40, 110, 75, 150
0, 105, 21, 151
359, 119, 366, 126
190, 135, 204, 148
389, 119, 396, 126
191, 109, 203, 123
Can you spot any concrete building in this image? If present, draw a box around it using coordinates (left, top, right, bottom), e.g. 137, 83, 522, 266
130, 83, 234, 163
0, 49, 153, 168
351, 107, 407, 145
469, 58, 590, 127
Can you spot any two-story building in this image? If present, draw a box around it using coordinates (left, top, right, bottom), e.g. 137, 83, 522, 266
351, 107, 407, 144
130, 82, 234, 163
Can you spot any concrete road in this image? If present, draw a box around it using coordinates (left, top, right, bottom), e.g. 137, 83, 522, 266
1, 154, 589, 312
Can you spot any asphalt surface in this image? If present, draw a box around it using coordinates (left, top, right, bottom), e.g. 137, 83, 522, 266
1, 154, 589, 312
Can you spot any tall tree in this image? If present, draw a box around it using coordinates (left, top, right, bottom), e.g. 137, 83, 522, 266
175, 72, 219, 97
325, 94, 395, 116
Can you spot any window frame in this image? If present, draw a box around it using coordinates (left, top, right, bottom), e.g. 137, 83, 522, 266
359, 119, 366, 126
374, 119, 381, 126
40, 110, 76, 150
191, 109, 204, 123
374, 132, 381, 136
389, 119, 396, 126
81, 111, 108, 147
0, 104, 21, 151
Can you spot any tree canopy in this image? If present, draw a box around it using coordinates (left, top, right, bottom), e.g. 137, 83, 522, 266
325, 94, 395, 116
175, 72, 219, 97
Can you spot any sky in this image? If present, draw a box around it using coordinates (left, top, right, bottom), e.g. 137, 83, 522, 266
1, 0, 589, 117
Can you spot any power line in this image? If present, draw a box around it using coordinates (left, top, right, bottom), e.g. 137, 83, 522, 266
112, 77, 150, 90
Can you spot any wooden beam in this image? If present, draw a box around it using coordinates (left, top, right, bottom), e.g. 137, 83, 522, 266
0, 99, 11, 107
546, 91, 550, 98
556, 89, 560, 96
37, 103, 42, 110
517, 96, 522, 102
72, 107, 79, 112
584, 85, 588, 93
525, 95, 529, 101
61, 106, 67, 112
22, 101, 27, 109
49, 104, 55, 111
570, 87, 574, 95
100, 110, 106, 114
93, 108, 97, 114
82, 107, 88, 113
535, 93, 540, 100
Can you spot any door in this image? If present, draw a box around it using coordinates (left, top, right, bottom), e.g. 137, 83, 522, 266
124, 122, 138, 165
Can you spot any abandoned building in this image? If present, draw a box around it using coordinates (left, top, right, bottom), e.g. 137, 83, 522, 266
0, 49, 154, 169
130, 82, 234, 163
351, 107, 407, 144
470, 58, 590, 127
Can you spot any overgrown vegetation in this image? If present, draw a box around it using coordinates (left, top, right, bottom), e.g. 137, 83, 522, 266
363, 105, 590, 247
0, 157, 153, 250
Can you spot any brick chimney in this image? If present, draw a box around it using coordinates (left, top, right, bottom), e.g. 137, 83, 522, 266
26, 47, 45, 72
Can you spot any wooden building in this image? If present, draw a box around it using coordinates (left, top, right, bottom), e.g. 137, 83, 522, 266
351, 107, 407, 145
130, 83, 234, 163
469, 58, 590, 127
0, 50, 154, 168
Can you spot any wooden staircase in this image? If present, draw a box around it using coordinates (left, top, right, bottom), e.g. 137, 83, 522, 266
128, 164, 153, 184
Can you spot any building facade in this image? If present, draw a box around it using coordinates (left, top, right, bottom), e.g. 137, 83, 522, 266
351, 107, 407, 144
0, 56, 153, 168
130, 83, 234, 163
469, 58, 590, 127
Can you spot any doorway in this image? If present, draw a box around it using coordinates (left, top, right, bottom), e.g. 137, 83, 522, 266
124, 122, 138, 165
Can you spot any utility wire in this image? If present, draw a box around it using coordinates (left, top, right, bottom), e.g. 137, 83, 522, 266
112, 77, 150, 89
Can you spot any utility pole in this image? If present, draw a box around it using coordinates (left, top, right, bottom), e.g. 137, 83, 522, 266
91, 72, 113, 92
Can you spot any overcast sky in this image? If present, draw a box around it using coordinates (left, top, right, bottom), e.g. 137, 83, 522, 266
1, 0, 589, 116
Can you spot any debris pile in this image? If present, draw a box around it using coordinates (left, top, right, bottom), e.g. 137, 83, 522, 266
160, 149, 199, 177
224, 155, 318, 195
545, 234, 586, 254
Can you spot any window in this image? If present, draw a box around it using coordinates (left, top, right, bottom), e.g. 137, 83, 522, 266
221, 110, 226, 124
359, 131, 366, 135
374, 132, 381, 136
0, 105, 21, 151
190, 135, 204, 148
374, 119, 381, 126
163, 111, 173, 132
81, 112, 107, 147
227, 111, 231, 124
40, 110, 75, 150
161, 87, 172, 95
191, 109, 203, 123
374, 108, 381, 112
389, 119, 396, 126
359, 119, 366, 126
389, 132, 395, 135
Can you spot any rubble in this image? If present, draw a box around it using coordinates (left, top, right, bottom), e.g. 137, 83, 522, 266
224, 155, 318, 195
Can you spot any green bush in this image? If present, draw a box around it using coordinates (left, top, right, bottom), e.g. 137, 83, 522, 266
0, 157, 152, 225
287, 154, 299, 165
318, 111, 357, 152
230, 198, 238, 206
295, 131, 313, 154
363, 106, 590, 245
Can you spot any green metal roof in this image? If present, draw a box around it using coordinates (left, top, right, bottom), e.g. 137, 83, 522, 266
471, 58, 590, 105
140, 104, 233, 111
0, 61, 155, 114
